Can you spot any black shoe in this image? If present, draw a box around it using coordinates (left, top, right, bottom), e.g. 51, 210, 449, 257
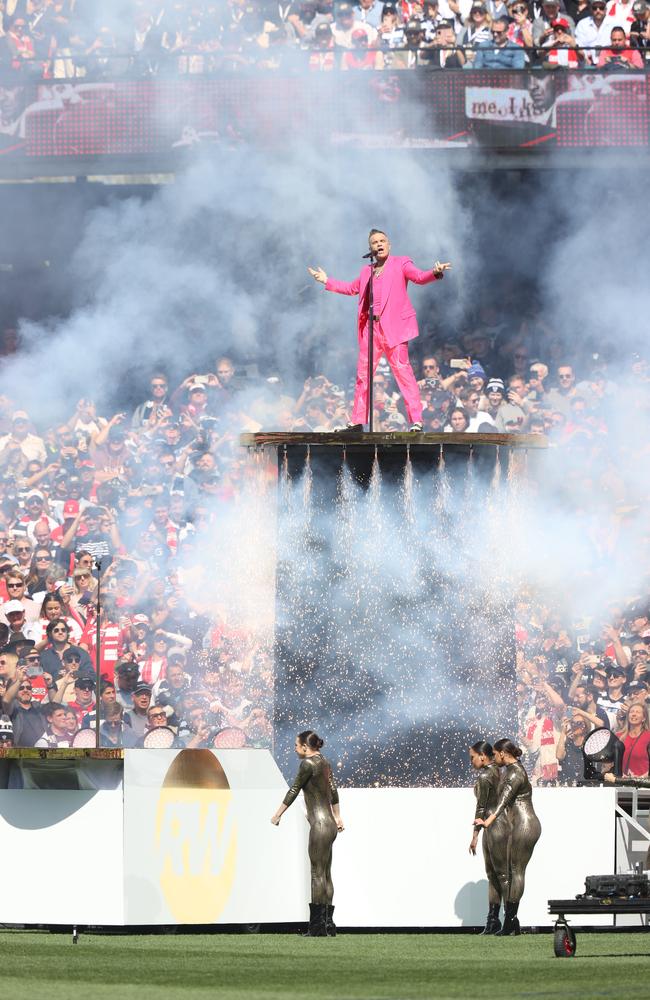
495, 901, 520, 936
303, 902, 327, 937
326, 904, 337, 937
480, 903, 501, 936
334, 423, 364, 434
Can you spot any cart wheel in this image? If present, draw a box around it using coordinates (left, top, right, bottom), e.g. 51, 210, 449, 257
553, 923, 576, 958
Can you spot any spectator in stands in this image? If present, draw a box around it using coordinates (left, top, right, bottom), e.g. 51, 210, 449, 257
355, 0, 385, 28
35, 702, 75, 747
124, 680, 153, 738
556, 714, 589, 784
597, 663, 629, 727
428, 19, 466, 65
390, 17, 433, 65
543, 17, 583, 63
506, 0, 533, 47
3, 669, 47, 747
460, 1, 493, 56
603, 0, 635, 34
533, 0, 576, 46
332, 1, 377, 44
470, 16, 527, 65
1, 572, 38, 623
616, 703, 650, 777
630, 0, 650, 47
341, 25, 385, 63
99, 701, 138, 747
377, 3, 406, 45
0, 411, 46, 466
576, 0, 613, 61
597, 22, 644, 62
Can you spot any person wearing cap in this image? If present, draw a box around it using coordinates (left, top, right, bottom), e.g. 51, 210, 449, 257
332, 2, 378, 45
341, 25, 386, 63
597, 21, 644, 60
309, 230, 450, 432
532, 0, 575, 47
377, 4, 407, 45
52, 666, 96, 720
115, 659, 140, 711
124, 682, 153, 739
389, 18, 431, 66
630, 0, 650, 47
460, 2, 493, 52
39, 622, 92, 683
0, 411, 46, 465
544, 23, 584, 66
426, 19, 466, 64
308, 20, 337, 66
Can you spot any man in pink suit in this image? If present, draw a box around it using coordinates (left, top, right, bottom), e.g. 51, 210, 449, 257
309, 229, 451, 431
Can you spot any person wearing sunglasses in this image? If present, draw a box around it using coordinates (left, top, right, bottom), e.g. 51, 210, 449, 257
506, 0, 533, 46
471, 16, 527, 64
532, 0, 575, 47
2, 668, 48, 747
39, 620, 92, 683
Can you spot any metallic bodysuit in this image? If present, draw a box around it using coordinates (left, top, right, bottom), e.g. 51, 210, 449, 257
283, 753, 339, 905
491, 761, 541, 904
474, 762, 511, 904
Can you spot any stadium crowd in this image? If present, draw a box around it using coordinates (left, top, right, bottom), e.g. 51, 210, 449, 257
0, 308, 647, 777
0, 0, 649, 75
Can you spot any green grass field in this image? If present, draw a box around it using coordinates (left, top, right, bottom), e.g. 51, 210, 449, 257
1, 930, 648, 1000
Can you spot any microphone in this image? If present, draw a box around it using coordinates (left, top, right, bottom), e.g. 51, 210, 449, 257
362, 251, 376, 260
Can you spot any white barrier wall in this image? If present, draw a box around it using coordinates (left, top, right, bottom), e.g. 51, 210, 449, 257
0, 751, 616, 927
334, 787, 615, 927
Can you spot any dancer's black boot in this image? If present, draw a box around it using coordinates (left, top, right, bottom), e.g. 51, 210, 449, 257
480, 903, 501, 935
303, 903, 328, 937
326, 904, 337, 937
496, 901, 520, 936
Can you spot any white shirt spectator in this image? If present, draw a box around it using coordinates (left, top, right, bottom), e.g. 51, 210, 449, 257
0, 431, 46, 464
575, 14, 615, 59
604, 0, 635, 31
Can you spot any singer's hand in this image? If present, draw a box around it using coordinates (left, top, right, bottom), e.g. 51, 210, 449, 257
308, 266, 328, 285
433, 261, 452, 278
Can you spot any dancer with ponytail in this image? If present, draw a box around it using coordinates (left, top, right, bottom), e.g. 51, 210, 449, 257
474, 738, 541, 936
271, 730, 344, 937
468, 740, 510, 935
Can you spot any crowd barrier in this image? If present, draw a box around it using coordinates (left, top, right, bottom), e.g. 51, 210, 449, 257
0, 69, 647, 162
0, 748, 615, 928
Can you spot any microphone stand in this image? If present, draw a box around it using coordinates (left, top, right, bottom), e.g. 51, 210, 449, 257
365, 250, 377, 434
93, 558, 102, 750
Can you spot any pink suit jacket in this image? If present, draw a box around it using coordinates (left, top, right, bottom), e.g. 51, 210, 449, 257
325, 255, 441, 350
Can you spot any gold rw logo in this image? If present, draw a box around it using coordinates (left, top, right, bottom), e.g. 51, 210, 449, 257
155, 750, 237, 922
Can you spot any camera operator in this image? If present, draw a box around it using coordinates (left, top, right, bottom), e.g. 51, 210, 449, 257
597, 24, 644, 65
